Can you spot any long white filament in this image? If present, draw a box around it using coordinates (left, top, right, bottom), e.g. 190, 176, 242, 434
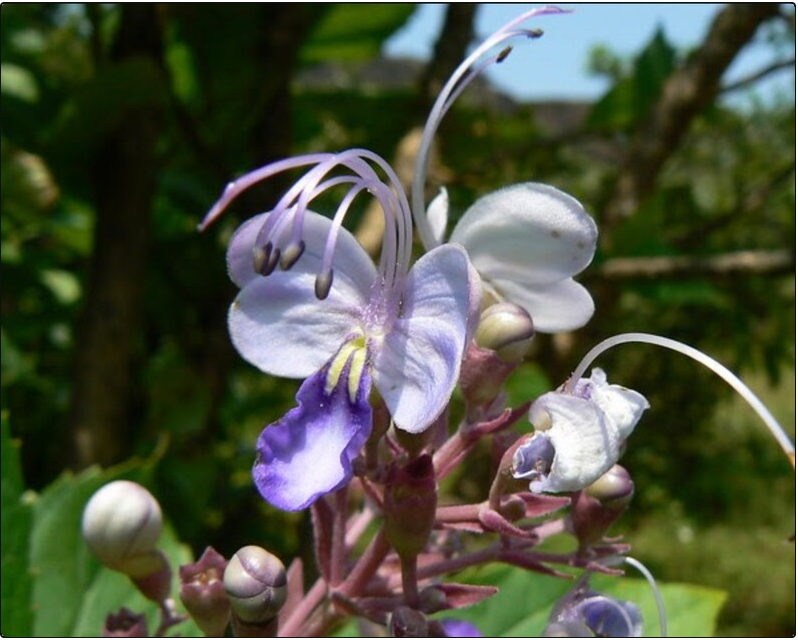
625, 555, 667, 637
410, 6, 567, 250
566, 332, 795, 462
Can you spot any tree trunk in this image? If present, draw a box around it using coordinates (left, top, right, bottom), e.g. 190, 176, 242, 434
70, 5, 164, 468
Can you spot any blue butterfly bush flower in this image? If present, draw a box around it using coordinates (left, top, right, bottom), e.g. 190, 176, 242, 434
202, 151, 480, 511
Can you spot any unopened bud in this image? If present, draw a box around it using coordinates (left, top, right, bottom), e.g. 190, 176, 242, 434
475, 303, 535, 363
82, 481, 163, 578
585, 464, 634, 509
389, 606, 429, 637
224, 546, 287, 625
384, 455, 438, 559
102, 607, 149, 638
570, 465, 634, 549
179, 546, 230, 637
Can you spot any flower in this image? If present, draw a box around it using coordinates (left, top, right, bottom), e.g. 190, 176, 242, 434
543, 576, 643, 637
513, 369, 649, 493
410, 7, 598, 333
203, 150, 480, 511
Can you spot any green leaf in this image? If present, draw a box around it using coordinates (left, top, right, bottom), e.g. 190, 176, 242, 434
591, 573, 727, 638
431, 565, 726, 637
1, 413, 35, 637
71, 523, 202, 637
28, 460, 201, 636
301, 4, 415, 64
588, 28, 678, 130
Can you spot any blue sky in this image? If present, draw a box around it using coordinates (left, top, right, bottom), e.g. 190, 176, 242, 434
384, 4, 795, 103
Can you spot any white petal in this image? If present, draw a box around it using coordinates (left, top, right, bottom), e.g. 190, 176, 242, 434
581, 368, 650, 440
373, 245, 481, 433
488, 277, 595, 333
530, 392, 622, 493
450, 183, 597, 286
229, 272, 367, 378
426, 187, 449, 244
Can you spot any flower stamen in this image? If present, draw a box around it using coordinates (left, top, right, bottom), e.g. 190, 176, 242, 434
567, 333, 795, 464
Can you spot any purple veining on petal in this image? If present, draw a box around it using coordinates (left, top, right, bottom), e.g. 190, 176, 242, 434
253, 350, 373, 512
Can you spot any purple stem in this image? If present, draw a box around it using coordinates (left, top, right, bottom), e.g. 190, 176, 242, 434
279, 577, 328, 637
331, 486, 348, 586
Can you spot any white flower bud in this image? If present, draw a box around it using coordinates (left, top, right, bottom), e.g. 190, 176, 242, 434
82, 480, 163, 577
224, 546, 287, 624
475, 302, 535, 362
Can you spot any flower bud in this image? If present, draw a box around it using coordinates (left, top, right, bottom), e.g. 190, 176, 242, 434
475, 303, 535, 363
224, 546, 287, 626
179, 546, 230, 637
102, 607, 149, 637
389, 606, 429, 637
384, 455, 437, 559
570, 465, 634, 549
459, 343, 516, 415
82, 481, 163, 578
585, 464, 634, 508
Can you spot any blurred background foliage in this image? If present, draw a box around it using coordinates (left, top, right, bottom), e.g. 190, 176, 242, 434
1, 4, 794, 636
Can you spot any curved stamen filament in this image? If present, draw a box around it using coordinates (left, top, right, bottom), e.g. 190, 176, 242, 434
411, 6, 568, 249
317, 178, 399, 295
565, 332, 795, 463
203, 148, 416, 296
199, 153, 333, 231
624, 556, 667, 637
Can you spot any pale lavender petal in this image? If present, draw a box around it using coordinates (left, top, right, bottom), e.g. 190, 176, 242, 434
230, 273, 364, 378
373, 244, 481, 434
450, 183, 597, 286
253, 355, 372, 511
486, 276, 595, 334
227, 210, 377, 292
228, 213, 377, 378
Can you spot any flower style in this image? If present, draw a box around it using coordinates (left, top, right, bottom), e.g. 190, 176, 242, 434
411, 7, 598, 333
202, 150, 480, 511
513, 369, 649, 493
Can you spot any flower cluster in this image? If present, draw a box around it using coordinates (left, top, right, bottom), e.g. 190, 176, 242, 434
82, 7, 794, 638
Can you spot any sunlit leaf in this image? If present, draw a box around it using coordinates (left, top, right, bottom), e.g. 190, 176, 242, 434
301, 4, 415, 63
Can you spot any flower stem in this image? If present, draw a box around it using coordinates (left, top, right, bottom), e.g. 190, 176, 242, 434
279, 577, 328, 637
400, 554, 420, 608
330, 487, 348, 586
338, 528, 390, 597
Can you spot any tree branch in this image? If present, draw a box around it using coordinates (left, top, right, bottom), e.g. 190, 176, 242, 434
604, 4, 781, 227
719, 57, 795, 95
587, 249, 794, 281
